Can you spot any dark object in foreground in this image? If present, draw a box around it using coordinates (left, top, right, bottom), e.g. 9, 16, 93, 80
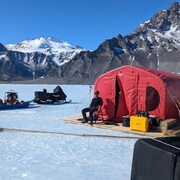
131, 137, 180, 180
34, 86, 69, 104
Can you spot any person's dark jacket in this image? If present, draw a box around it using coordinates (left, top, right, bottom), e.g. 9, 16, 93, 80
90, 97, 103, 108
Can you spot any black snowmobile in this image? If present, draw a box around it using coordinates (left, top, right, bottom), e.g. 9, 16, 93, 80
33, 86, 71, 104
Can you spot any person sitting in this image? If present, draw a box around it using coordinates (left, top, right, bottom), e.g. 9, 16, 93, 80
12, 93, 19, 104
81, 90, 103, 124
6, 93, 19, 105
6, 94, 12, 105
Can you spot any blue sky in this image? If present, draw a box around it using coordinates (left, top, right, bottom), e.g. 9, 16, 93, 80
0, 0, 177, 50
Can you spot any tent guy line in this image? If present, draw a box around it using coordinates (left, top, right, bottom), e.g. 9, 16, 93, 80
1, 127, 144, 139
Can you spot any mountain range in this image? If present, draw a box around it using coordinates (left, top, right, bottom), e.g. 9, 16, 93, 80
0, 37, 84, 81
0, 2, 179, 84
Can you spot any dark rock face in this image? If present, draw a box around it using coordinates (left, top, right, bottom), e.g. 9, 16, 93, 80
48, 2, 180, 84
9, 50, 59, 78
0, 44, 31, 80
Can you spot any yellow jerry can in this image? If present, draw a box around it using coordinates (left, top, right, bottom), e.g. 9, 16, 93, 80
130, 116, 149, 132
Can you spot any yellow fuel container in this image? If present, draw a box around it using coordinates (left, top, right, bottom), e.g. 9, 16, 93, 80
130, 116, 149, 132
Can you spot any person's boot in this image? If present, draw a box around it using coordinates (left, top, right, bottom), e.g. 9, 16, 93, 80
89, 119, 93, 125
82, 119, 88, 123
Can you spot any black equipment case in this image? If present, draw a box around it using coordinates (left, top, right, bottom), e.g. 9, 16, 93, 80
131, 137, 180, 180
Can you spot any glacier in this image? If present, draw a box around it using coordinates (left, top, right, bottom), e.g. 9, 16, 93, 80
0, 84, 141, 180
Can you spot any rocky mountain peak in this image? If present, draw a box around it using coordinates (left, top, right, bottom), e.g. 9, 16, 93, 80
47, 2, 179, 84
134, 2, 180, 34
169, 2, 180, 12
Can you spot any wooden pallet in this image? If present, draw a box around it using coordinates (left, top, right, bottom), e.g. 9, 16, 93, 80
62, 115, 167, 137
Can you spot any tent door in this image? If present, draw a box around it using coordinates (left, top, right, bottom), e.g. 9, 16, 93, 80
117, 73, 138, 116
114, 78, 121, 121
115, 76, 128, 122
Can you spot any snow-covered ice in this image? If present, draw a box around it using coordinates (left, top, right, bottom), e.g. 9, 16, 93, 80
0, 84, 139, 180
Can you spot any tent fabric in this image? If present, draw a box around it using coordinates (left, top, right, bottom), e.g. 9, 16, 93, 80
94, 66, 180, 122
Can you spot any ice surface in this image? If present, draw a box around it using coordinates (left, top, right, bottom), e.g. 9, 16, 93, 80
0, 84, 139, 180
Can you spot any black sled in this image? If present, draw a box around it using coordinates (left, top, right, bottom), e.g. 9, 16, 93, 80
33, 86, 71, 104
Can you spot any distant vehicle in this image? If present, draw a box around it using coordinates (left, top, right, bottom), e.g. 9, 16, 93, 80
33, 86, 71, 104
0, 90, 29, 110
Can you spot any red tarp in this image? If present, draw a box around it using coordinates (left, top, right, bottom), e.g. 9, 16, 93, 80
94, 66, 180, 122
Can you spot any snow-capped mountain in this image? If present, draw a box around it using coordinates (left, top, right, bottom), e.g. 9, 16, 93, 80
6, 37, 83, 54
6, 37, 85, 66
48, 2, 180, 84
0, 37, 85, 80
127, 2, 180, 71
133, 4, 180, 52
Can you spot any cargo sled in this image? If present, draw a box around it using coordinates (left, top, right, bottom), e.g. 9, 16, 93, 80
0, 90, 29, 110
0, 102, 29, 110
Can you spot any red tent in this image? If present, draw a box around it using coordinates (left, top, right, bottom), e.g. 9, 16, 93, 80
94, 66, 180, 122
